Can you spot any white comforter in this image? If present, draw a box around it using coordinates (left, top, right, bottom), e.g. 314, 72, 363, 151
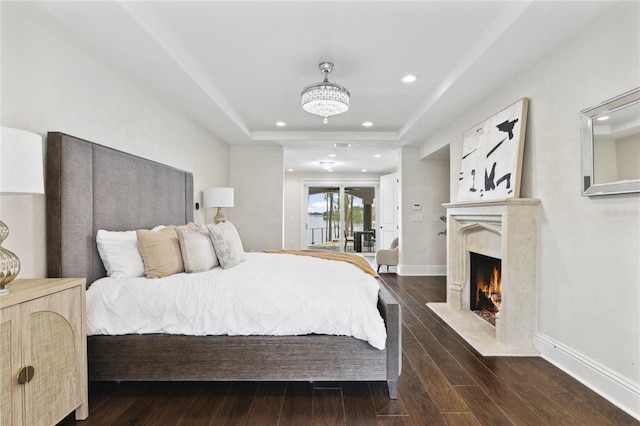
86, 252, 387, 349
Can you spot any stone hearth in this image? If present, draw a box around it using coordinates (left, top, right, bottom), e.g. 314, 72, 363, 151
428, 198, 540, 356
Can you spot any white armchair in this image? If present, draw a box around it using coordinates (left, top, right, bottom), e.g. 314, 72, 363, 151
375, 238, 398, 272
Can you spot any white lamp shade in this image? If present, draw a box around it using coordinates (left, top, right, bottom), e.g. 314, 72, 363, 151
203, 187, 234, 208
1, 127, 45, 194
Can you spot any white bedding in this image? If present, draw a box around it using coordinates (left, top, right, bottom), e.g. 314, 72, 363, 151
86, 252, 387, 349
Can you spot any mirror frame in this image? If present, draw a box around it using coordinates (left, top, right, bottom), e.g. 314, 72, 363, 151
581, 87, 640, 196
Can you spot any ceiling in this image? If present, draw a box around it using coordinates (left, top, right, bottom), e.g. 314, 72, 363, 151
33, 1, 616, 174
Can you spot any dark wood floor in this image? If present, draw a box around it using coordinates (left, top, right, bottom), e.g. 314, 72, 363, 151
59, 274, 638, 425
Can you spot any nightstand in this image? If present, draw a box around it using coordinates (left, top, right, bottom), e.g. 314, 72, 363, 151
0, 278, 88, 425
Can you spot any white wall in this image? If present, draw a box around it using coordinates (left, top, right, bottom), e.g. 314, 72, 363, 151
229, 146, 284, 251
398, 146, 449, 275
616, 134, 640, 181
419, 2, 640, 417
594, 138, 619, 184
283, 173, 304, 250
0, 2, 230, 278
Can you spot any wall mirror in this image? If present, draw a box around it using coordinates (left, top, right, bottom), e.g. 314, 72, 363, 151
581, 88, 640, 196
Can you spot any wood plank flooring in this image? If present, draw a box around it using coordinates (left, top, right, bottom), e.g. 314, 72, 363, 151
58, 274, 638, 425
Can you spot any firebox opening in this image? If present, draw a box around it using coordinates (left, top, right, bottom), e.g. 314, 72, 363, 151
470, 252, 502, 326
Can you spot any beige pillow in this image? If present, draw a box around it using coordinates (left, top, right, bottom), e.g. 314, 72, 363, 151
178, 226, 218, 273
206, 221, 245, 269
136, 226, 184, 278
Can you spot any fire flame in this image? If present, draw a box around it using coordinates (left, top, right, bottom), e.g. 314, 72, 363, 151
475, 265, 502, 313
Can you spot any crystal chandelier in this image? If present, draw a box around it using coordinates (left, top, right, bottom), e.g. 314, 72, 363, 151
301, 62, 350, 124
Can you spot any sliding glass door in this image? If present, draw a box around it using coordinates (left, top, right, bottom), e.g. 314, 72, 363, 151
305, 184, 376, 253
307, 187, 341, 251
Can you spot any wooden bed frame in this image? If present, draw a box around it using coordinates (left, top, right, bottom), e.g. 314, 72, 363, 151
46, 132, 402, 398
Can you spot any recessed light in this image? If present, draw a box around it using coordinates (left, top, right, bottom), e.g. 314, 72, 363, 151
320, 161, 334, 170
287, 168, 294, 172
597, 116, 610, 121
328, 154, 337, 157
276, 121, 287, 127
362, 121, 373, 127
402, 74, 417, 83
374, 154, 381, 158
334, 143, 351, 148
361, 169, 368, 173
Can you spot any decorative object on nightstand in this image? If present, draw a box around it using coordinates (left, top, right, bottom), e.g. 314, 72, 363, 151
203, 187, 234, 224
0, 278, 88, 424
0, 127, 45, 295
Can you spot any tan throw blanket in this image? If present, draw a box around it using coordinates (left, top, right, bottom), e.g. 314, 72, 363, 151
263, 249, 379, 278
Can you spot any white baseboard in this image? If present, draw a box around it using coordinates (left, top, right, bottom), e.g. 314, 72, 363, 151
534, 332, 640, 420
396, 265, 446, 276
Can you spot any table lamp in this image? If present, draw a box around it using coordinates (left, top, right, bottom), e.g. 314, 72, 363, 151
203, 187, 234, 224
0, 127, 45, 295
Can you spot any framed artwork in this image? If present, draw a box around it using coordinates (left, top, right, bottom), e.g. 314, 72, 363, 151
457, 98, 529, 201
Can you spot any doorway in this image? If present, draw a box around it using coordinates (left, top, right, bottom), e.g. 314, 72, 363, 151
304, 183, 377, 253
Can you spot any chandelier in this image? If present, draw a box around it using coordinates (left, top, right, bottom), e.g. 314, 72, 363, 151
301, 62, 350, 124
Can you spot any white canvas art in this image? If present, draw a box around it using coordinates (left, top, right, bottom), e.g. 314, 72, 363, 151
457, 98, 529, 201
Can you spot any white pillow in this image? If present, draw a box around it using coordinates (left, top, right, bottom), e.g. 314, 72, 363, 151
206, 221, 245, 269
96, 230, 145, 278
177, 226, 219, 273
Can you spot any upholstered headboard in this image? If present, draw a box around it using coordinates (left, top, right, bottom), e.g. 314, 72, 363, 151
46, 132, 194, 284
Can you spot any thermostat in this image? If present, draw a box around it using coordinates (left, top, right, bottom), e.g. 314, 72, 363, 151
413, 203, 422, 211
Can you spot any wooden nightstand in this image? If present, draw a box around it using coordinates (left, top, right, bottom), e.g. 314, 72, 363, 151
0, 278, 88, 425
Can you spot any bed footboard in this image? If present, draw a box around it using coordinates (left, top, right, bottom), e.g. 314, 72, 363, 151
378, 283, 402, 398
88, 334, 387, 380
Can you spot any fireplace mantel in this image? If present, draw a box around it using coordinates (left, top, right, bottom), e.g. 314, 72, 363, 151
429, 198, 540, 356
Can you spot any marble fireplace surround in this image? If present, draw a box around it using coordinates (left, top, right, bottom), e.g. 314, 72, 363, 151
428, 198, 540, 356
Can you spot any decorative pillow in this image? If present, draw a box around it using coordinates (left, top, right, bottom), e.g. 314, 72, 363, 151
206, 221, 245, 269
96, 230, 145, 278
177, 226, 218, 273
136, 226, 184, 278
173, 222, 198, 233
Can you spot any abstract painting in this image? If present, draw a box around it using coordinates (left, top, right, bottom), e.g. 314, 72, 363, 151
457, 98, 529, 201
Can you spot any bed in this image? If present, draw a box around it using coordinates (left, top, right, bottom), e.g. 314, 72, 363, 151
45, 132, 402, 398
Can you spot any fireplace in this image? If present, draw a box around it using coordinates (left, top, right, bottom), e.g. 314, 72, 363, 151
427, 198, 540, 356
470, 252, 501, 326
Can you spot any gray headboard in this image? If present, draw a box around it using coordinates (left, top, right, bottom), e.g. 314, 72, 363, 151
46, 132, 194, 284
